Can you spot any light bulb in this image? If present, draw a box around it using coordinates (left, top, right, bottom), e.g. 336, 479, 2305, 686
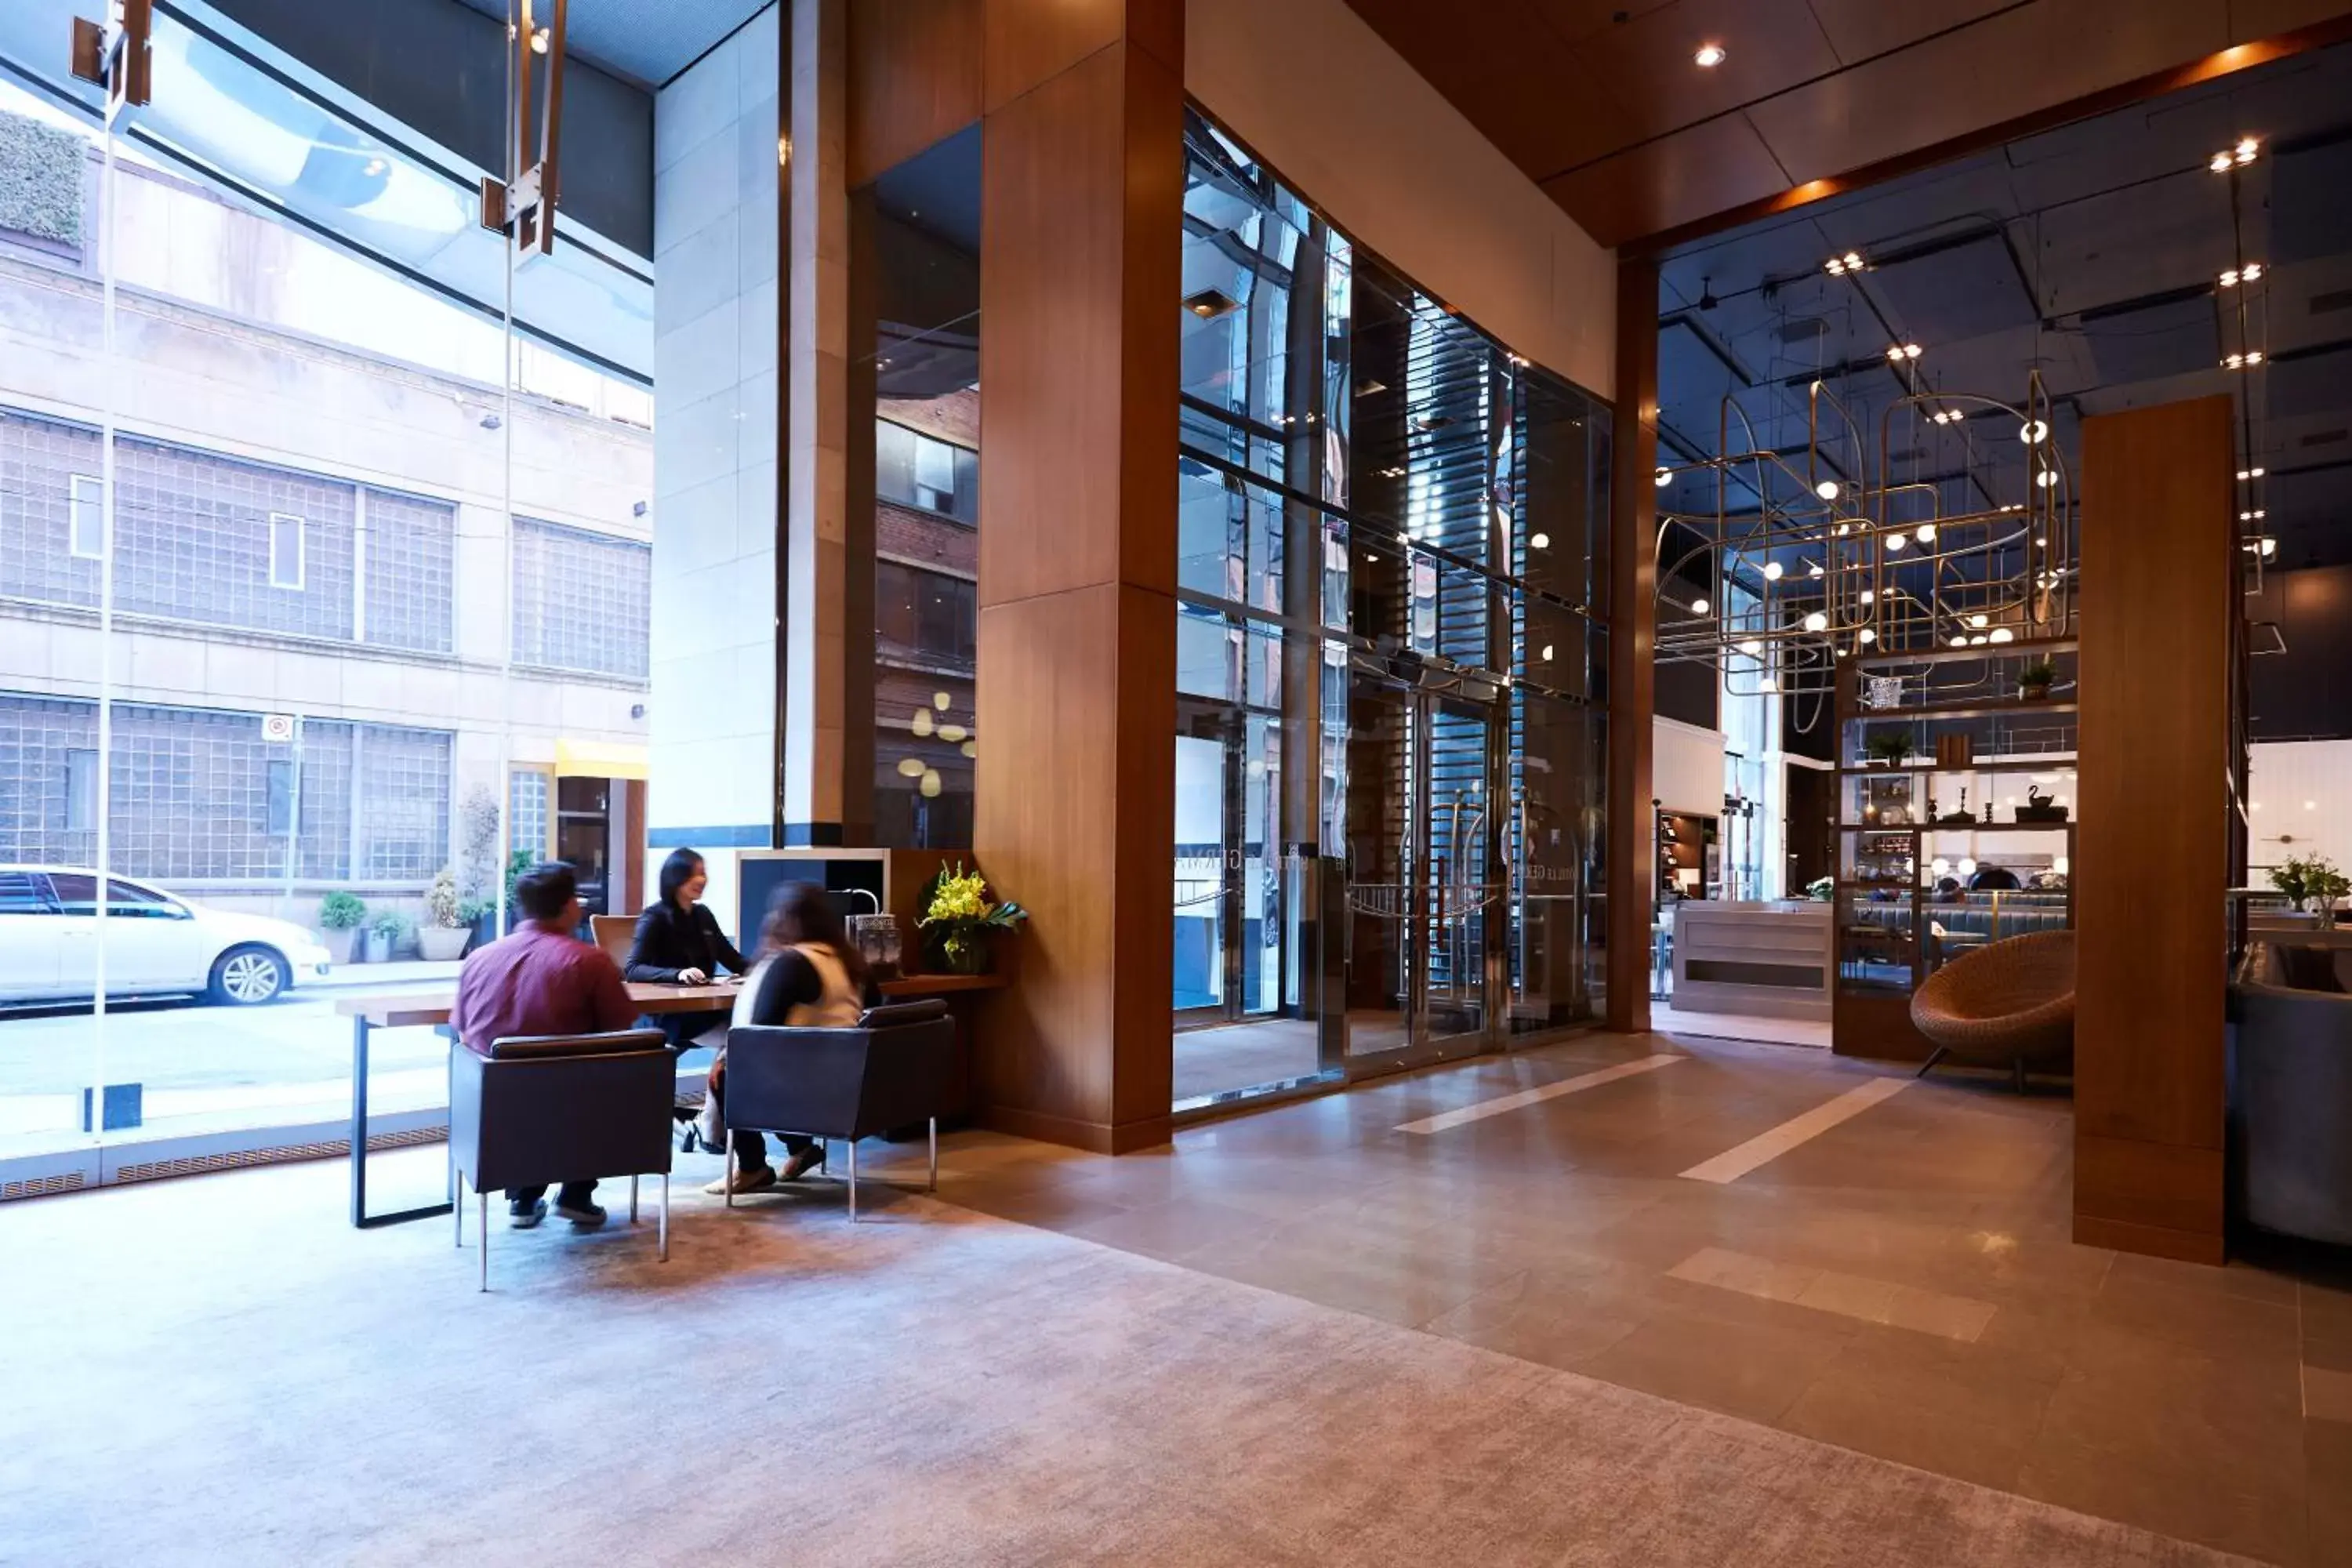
1915, 524, 1936, 544
1886, 533, 1907, 553
1738, 639, 1762, 655
1691, 597, 1711, 614
2019, 419, 2049, 444
1815, 480, 1840, 501
1803, 612, 1829, 633
1530, 532, 1550, 550
1655, 468, 1672, 488
1540, 644, 1554, 662
1762, 561, 1783, 582
1759, 674, 1778, 693
1860, 590, 1875, 605
1693, 42, 1726, 67
2053, 856, 2069, 875
1809, 563, 1825, 579
1988, 627, 2013, 644
1969, 613, 1989, 627
2036, 469, 2058, 489
1932, 858, 1951, 877
1858, 628, 1877, 644
1959, 858, 1977, 877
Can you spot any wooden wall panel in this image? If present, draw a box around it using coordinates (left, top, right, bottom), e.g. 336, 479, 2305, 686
846, 0, 982, 188
1605, 256, 1659, 1034
2074, 395, 2238, 1264
971, 8, 1181, 1154
982, 0, 1179, 112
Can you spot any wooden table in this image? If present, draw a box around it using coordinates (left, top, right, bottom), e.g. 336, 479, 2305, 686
337, 973, 1004, 1228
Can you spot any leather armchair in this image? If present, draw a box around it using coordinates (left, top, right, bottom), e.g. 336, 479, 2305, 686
448, 1029, 675, 1289
720, 1000, 957, 1220
2231, 942, 2352, 1246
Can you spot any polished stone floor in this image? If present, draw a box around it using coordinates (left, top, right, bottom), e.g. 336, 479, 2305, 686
933, 1031, 2352, 1567
1172, 1018, 1326, 1105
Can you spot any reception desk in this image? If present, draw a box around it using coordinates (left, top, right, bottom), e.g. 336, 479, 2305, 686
1670, 901, 1835, 1021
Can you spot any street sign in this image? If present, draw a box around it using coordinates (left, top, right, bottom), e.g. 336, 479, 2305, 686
262, 713, 296, 743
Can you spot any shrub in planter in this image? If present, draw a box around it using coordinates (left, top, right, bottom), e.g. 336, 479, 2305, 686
418, 869, 470, 960
318, 891, 367, 964
366, 910, 413, 963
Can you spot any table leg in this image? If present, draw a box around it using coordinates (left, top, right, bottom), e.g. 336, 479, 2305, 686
350, 1013, 456, 1230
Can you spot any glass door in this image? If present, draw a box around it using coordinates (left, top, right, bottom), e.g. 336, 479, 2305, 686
1342, 673, 1500, 1073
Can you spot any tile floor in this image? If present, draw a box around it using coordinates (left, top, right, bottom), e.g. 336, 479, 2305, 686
927, 1030, 2352, 1567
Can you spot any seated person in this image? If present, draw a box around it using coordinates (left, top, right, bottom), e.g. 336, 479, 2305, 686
704, 882, 884, 1196
451, 861, 637, 1229
626, 851, 749, 1146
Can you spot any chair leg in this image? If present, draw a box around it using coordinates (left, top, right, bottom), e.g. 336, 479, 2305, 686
848, 1139, 858, 1223
630, 1174, 640, 1224
928, 1116, 938, 1193
455, 1170, 465, 1248
478, 1192, 489, 1293
724, 1138, 736, 1208
659, 1173, 670, 1262
1915, 1046, 1948, 1080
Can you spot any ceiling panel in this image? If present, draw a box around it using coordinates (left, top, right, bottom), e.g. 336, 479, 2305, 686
450, 0, 768, 87
1343, 0, 1632, 176
1867, 233, 2040, 342
2035, 169, 2238, 314
1542, 112, 1791, 249
1559, 0, 1840, 154
1801, 0, 2018, 64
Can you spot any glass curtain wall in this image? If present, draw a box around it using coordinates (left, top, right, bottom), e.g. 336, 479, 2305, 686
856, 129, 981, 849
0, 6, 659, 1201
1174, 108, 1611, 1112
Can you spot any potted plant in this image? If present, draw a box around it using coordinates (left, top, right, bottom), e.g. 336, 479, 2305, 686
1864, 730, 1914, 768
318, 891, 367, 964
1805, 875, 1835, 902
458, 896, 494, 954
418, 868, 470, 961
365, 909, 413, 963
918, 861, 1029, 975
2019, 658, 2057, 701
2271, 853, 2349, 926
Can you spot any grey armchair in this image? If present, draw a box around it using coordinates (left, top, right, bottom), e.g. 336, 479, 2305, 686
719, 1000, 958, 1221
449, 1029, 675, 1290
2231, 942, 2352, 1246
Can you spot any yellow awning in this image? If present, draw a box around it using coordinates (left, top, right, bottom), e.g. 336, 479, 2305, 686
554, 739, 649, 781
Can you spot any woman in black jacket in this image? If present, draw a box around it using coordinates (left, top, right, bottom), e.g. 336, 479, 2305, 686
627, 848, 749, 1105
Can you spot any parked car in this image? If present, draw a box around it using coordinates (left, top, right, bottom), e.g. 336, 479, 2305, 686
0, 866, 332, 1007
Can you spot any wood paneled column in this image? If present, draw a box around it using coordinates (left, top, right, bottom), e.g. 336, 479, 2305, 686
1606, 257, 1660, 1034
2074, 395, 2239, 1264
971, 0, 1181, 1152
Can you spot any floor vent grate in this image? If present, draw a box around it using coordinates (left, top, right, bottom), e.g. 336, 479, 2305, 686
111, 1125, 446, 1186
2, 1171, 89, 1201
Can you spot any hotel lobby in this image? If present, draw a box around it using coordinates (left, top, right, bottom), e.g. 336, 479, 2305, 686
4, 0, 2352, 1563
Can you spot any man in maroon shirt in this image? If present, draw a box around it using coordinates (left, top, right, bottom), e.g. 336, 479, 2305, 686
452, 862, 638, 1228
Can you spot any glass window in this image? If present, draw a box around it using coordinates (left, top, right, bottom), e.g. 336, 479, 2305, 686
64, 746, 97, 831
47, 874, 179, 917
268, 511, 304, 589
69, 474, 103, 560
876, 562, 977, 668
510, 517, 652, 679
0, 869, 48, 913
265, 758, 296, 836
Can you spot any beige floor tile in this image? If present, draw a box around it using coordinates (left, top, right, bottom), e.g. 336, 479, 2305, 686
1880, 1282, 1999, 1342
1575, 1309, 1855, 1425
1778, 1377, 2030, 1494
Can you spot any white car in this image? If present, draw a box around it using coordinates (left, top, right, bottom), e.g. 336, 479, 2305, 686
0, 866, 332, 1007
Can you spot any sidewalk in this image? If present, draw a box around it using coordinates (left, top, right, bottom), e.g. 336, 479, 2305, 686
304, 959, 464, 991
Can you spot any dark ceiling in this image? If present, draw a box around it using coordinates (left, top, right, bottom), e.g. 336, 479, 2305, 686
1341, 0, 2352, 248
1651, 39, 2352, 572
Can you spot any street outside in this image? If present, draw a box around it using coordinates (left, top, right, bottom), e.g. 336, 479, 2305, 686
0, 967, 714, 1160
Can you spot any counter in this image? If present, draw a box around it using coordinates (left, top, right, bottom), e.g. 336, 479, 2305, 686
1669, 900, 1835, 1020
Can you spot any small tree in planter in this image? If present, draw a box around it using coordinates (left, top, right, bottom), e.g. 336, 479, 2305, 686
2018, 659, 2058, 701
318, 891, 367, 964
418, 868, 470, 961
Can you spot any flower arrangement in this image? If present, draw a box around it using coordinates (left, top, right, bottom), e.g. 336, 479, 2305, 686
920, 862, 1028, 974
2270, 852, 2350, 918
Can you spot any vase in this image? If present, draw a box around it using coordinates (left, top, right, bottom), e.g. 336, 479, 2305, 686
938, 927, 993, 975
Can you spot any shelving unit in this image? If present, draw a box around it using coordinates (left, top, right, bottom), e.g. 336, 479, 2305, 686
1831, 640, 2081, 1060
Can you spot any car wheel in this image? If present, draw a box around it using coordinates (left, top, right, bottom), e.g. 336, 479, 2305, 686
209, 945, 290, 1006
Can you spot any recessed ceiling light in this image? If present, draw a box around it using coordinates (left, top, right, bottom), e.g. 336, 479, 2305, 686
1182, 288, 1240, 320
2209, 152, 2234, 173
1693, 42, 1727, 67
2237, 136, 2259, 163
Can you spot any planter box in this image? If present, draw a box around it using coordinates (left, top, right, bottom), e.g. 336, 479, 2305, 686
417, 925, 469, 962
320, 927, 358, 965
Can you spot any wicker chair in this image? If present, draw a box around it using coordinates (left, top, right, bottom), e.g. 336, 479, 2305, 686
1909, 929, 2075, 1091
